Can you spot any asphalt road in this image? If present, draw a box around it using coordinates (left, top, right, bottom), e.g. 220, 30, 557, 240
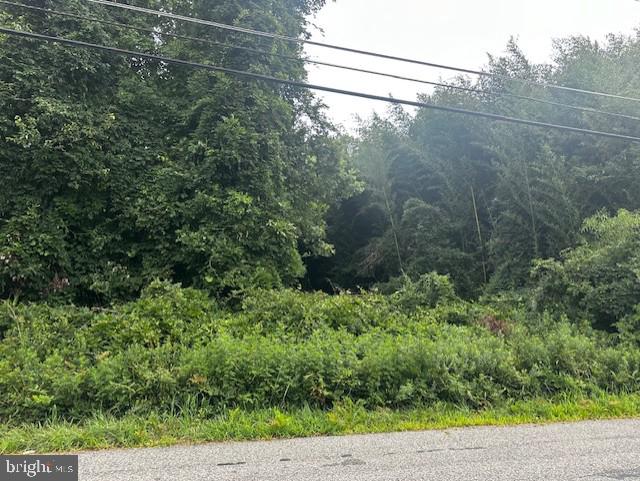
78, 419, 640, 480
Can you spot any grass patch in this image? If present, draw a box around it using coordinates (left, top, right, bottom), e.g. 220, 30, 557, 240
2, 393, 639, 454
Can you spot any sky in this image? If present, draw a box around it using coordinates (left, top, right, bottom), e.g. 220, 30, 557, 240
304, 0, 640, 130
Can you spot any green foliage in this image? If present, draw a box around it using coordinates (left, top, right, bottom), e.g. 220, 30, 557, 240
2, 284, 640, 424
3, 393, 640, 453
4, 0, 640, 447
617, 305, 640, 347
320, 35, 640, 297
533, 209, 640, 330
0, 0, 358, 304
387, 272, 458, 311
236, 288, 403, 336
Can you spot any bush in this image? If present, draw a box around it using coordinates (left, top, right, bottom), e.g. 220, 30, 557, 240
617, 305, 640, 347
532, 209, 640, 331
387, 272, 458, 311
236, 288, 404, 337
1, 284, 639, 423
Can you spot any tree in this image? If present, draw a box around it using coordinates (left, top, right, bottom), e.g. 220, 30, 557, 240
322, 33, 640, 298
0, 0, 358, 303
532, 209, 640, 331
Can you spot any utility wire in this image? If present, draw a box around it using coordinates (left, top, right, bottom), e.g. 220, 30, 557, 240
4, 1, 640, 123
2, 27, 640, 143
86, 0, 640, 104
0, 1, 284, 56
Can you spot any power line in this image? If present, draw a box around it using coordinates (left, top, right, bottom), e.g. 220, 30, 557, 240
86, 0, 640, 104
2, 27, 640, 144
0, 1, 285, 56
4, 1, 640, 123
1, 1, 197, 42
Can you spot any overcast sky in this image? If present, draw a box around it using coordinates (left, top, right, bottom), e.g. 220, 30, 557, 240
304, 0, 640, 130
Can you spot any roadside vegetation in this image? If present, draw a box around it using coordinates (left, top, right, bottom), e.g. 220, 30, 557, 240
4, 394, 640, 453
2, 0, 640, 453
3, 217, 640, 452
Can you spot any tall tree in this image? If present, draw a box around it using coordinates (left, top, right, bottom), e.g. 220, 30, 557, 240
323, 33, 640, 296
0, 0, 358, 303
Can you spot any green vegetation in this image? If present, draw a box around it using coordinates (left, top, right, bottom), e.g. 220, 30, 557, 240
0, 0, 356, 304
316, 39, 640, 297
2, 272, 640, 431
532, 209, 640, 331
3, 394, 640, 453
2, 0, 640, 454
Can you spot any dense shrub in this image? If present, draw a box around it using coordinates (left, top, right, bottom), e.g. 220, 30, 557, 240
1, 283, 639, 423
236, 288, 406, 337
617, 305, 640, 347
532, 209, 640, 330
389, 272, 458, 311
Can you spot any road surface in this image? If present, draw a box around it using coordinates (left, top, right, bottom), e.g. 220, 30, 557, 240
78, 419, 640, 480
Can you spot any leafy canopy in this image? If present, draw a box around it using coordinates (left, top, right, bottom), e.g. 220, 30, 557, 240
0, 0, 358, 303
